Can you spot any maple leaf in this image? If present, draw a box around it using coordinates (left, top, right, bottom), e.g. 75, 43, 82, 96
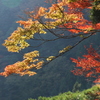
71, 45, 100, 83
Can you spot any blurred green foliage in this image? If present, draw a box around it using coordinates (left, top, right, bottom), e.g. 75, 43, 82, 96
28, 85, 100, 100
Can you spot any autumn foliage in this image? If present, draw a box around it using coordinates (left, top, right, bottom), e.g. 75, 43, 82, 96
71, 45, 100, 83
0, 0, 100, 83
0, 51, 44, 77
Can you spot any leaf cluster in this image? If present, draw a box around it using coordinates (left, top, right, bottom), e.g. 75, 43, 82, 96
28, 85, 100, 100
90, 0, 100, 24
